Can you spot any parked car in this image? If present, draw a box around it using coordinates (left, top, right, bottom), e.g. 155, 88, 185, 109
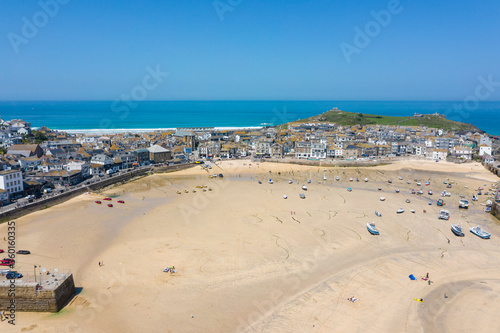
16, 250, 31, 255
6, 271, 23, 279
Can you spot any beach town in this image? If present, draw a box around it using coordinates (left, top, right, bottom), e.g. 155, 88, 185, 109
0, 112, 500, 332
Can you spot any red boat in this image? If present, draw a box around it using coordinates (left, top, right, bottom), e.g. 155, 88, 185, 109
103, 198, 112, 201
95, 201, 102, 204
0, 249, 4, 253
117, 200, 125, 204
108, 204, 113, 207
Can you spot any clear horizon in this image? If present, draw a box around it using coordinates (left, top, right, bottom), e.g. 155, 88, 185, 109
2, 1, 500, 101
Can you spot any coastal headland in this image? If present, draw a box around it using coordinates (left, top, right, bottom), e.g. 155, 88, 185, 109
1, 159, 499, 332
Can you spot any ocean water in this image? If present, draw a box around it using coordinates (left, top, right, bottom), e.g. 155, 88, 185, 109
0, 101, 498, 135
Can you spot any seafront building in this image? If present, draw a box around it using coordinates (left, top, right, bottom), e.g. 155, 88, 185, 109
0, 116, 497, 207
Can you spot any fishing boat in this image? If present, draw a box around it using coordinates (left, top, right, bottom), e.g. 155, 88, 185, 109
410, 209, 416, 213
417, 182, 421, 186
451, 224, 464, 237
428, 190, 433, 195
364, 178, 369, 182
323, 175, 327, 181
397, 208, 405, 214
380, 197, 385, 201
378, 187, 382, 191
425, 181, 430, 186
417, 190, 423, 195
299, 193, 306, 199
470, 226, 490, 239
375, 211, 382, 217
437, 199, 444, 206
406, 199, 411, 203
302, 185, 307, 191
307, 180, 311, 184
459, 199, 469, 209
347, 187, 352, 192
366, 223, 380, 235
447, 184, 452, 188
283, 195, 288, 199
356, 178, 359, 182
336, 176, 340, 181
388, 179, 392, 183
399, 176, 403, 180
395, 189, 400, 193
269, 179, 273, 184
258, 180, 262, 184
289, 180, 293, 184
349, 178, 353, 182
406, 180, 411, 184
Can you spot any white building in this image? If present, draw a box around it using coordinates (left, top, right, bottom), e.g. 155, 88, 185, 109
0, 170, 24, 197
65, 160, 90, 177
479, 144, 492, 156
432, 149, 448, 160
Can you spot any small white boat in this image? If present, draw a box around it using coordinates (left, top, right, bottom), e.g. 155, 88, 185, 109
299, 193, 306, 199
349, 178, 353, 182
417, 190, 423, 195
364, 178, 369, 182
397, 208, 405, 214
438, 210, 450, 220
406, 180, 411, 184
367, 223, 380, 235
323, 176, 327, 181
459, 199, 469, 209
410, 209, 416, 213
375, 211, 382, 217
336, 176, 340, 181
289, 180, 293, 184
470, 226, 491, 239
268, 179, 273, 184
283, 195, 288, 199
380, 197, 385, 201
399, 176, 403, 180
451, 224, 464, 237
428, 190, 433, 195
417, 182, 421, 186
307, 180, 311, 184
302, 185, 307, 191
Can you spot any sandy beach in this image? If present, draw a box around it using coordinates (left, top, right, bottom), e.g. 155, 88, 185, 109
1, 159, 499, 333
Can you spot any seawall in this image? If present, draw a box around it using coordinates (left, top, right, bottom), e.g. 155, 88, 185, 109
0, 273, 75, 312
0, 163, 196, 223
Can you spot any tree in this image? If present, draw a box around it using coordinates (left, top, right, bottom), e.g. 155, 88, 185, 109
34, 131, 48, 143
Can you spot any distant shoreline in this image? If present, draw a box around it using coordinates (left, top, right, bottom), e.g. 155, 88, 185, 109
36, 126, 265, 134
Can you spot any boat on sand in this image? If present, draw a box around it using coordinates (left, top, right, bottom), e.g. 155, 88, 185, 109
367, 223, 379, 235
470, 226, 490, 239
451, 224, 464, 237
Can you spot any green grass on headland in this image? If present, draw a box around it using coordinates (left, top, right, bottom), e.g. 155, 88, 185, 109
293, 110, 483, 132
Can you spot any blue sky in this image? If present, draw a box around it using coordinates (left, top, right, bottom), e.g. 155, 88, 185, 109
1, 0, 500, 101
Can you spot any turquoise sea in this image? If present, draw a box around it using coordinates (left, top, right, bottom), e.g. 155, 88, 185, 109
0, 101, 499, 135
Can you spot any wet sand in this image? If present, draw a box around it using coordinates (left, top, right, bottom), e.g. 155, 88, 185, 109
1, 159, 499, 333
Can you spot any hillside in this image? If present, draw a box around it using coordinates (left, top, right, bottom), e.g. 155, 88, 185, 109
293, 109, 483, 133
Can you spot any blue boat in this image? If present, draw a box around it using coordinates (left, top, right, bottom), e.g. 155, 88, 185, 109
367, 223, 379, 235
347, 187, 352, 192
470, 226, 490, 239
